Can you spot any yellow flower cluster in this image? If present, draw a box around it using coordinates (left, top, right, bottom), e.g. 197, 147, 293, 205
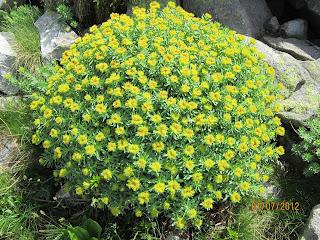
30, 1, 285, 230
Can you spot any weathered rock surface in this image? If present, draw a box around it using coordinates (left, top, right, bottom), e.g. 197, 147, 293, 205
262, 182, 283, 199
255, 39, 320, 126
262, 36, 320, 61
183, 0, 272, 38
0, 0, 25, 9
264, 16, 280, 35
0, 137, 17, 164
0, 32, 19, 95
287, 0, 307, 9
280, 19, 308, 39
165, 233, 184, 240
35, 11, 78, 62
301, 204, 320, 240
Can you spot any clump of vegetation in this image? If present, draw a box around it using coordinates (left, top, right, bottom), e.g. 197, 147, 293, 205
0, 5, 42, 71
293, 111, 320, 176
29, 1, 285, 230
56, 3, 79, 29
0, 170, 37, 239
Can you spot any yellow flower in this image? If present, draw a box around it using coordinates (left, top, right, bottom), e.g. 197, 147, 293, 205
150, 161, 161, 173
95, 103, 106, 114
155, 124, 168, 137
234, 167, 243, 177
136, 126, 149, 137
184, 145, 195, 156
85, 145, 96, 155
181, 186, 195, 198
185, 160, 195, 171
153, 182, 166, 193
168, 180, 181, 193
127, 178, 141, 191
215, 174, 223, 183
50, 128, 58, 138
77, 135, 88, 145
138, 191, 150, 205
167, 148, 177, 159
275, 146, 285, 155
43, 140, 51, 149
72, 152, 82, 161
135, 158, 147, 169
101, 197, 109, 205
204, 134, 215, 145
230, 192, 241, 203
187, 208, 197, 219
201, 198, 214, 210
107, 142, 117, 152
152, 141, 165, 153
131, 114, 143, 125
101, 168, 112, 181
192, 172, 203, 183
240, 182, 251, 191
175, 217, 186, 229
276, 126, 285, 136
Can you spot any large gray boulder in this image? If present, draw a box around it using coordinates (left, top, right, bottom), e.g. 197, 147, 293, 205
262, 36, 320, 61
301, 204, 320, 240
264, 16, 280, 35
183, 0, 272, 38
34, 11, 78, 62
287, 0, 320, 37
0, 137, 17, 164
280, 19, 308, 39
0, 32, 19, 95
0, 0, 25, 10
255, 39, 320, 126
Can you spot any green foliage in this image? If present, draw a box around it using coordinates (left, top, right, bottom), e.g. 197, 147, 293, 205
29, 2, 285, 231
7, 64, 52, 94
0, 170, 36, 239
56, 3, 79, 29
293, 111, 320, 176
0, 5, 42, 71
64, 219, 102, 240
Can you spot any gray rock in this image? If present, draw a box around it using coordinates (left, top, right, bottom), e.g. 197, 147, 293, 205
262, 182, 283, 199
0, 0, 25, 10
0, 136, 17, 164
264, 16, 280, 35
127, 0, 180, 15
165, 233, 184, 240
35, 11, 78, 62
287, 0, 307, 9
280, 19, 308, 39
0, 32, 19, 95
262, 36, 320, 60
304, 0, 320, 37
183, 0, 272, 38
254, 39, 320, 125
301, 204, 320, 240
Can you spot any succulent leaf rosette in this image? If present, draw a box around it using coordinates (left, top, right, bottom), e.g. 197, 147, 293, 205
30, 1, 286, 230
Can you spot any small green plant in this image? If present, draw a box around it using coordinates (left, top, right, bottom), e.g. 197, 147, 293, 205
63, 219, 102, 240
6, 64, 52, 94
0, 170, 37, 239
293, 111, 320, 176
0, 5, 42, 71
56, 3, 79, 29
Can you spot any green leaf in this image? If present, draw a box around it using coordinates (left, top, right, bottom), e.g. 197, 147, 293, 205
68, 226, 91, 240
82, 219, 102, 238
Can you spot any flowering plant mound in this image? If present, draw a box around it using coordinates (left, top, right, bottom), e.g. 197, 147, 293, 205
30, 1, 286, 229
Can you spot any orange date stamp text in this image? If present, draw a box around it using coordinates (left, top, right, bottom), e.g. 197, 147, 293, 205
251, 201, 301, 211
